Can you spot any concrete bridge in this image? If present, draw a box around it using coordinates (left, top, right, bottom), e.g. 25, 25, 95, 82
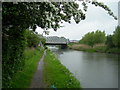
45, 36, 69, 46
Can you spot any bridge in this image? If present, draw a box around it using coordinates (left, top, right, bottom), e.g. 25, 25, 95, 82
45, 36, 69, 45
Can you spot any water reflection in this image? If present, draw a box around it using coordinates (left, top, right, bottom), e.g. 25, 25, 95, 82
46, 45, 64, 55
48, 46, 118, 88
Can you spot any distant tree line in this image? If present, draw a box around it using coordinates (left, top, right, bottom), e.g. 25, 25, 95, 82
79, 30, 106, 47
106, 26, 120, 48
79, 26, 120, 49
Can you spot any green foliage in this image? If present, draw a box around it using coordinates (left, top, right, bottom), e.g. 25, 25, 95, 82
93, 45, 107, 52
106, 35, 115, 48
44, 50, 81, 88
2, 29, 26, 88
69, 43, 106, 53
80, 30, 106, 47
25, 30, 46, 47
38, 34, 46, 45
10, 47, 44, 88
2, 2, 117, 32
106, 48, 120, 54
94, 30, 106, 44
2, 29, 46, 88
112, 26, 120, 48
105, 26, 120, 54
106, 26, 120, 48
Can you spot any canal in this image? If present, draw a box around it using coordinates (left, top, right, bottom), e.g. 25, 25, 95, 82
48, 46, 118, 88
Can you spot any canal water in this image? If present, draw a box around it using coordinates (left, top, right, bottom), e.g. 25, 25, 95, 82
48, 46, 118, 88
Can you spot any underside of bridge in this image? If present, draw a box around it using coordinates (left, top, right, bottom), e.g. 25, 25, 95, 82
45, 43, 68, 49
45, 43, 67, 45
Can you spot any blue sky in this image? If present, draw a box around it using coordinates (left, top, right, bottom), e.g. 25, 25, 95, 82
36, 1, 119, 40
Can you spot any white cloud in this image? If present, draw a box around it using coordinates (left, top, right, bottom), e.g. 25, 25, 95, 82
96, 0, 119, 2
36, 2, 118, 40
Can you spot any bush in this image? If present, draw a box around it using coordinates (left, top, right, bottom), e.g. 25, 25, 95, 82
112, 26, 120, 48
106, 35, 115, 48
2, 29, 26, 88
106, 48, 120, 54
25, 30, 40, 47
25, 30, 46, 48
9, 47, 44, 88
2, 28, 46, 88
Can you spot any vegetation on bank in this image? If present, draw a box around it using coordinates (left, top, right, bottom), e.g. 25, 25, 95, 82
79, 30, 106, 47
69, 26, 120, 54
69, 43, 107, 52
9, 47, 44, 88
25, 30, 46, 47
2, 28, 46, 88
43, 50, 81, 88
69, 42, 120, 54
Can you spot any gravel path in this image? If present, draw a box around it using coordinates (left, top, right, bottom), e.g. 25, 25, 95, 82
30, 50, 46, 88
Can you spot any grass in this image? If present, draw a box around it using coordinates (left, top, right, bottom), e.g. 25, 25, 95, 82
9, 47, 44, 88
69, 43, 109, 53
43, 50, 81, 88
69, 43, 120, 54
68, 44, 95, 52
106, 48, 120, 54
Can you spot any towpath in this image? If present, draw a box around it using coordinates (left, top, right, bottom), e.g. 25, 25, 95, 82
30, 50, 46, 88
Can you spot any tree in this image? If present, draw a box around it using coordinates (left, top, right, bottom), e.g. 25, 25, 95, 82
25, 30, 41, 47
94, 30, 106, 44
2, 1, 117, 33
80, 30, 106, 47
112, 26, 120, 48
106, 35, 114, 48
38, 34, 46, 45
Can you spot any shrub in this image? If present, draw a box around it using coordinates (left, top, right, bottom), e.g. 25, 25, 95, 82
2, 29, 26, 88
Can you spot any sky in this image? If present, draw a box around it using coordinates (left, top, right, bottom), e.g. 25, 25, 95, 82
36, 1, 119, 40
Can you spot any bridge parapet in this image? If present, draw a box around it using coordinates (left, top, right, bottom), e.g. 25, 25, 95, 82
45, 36, 69, 45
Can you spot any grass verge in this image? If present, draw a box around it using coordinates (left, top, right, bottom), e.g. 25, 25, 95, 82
69, 43, 120, 54
10, 47, 44, 88
68, 44, 96, 52
106, 48, 120, 54
43, 50, 81, 88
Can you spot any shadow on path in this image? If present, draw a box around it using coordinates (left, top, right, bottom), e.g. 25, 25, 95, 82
30, 50, 46, 88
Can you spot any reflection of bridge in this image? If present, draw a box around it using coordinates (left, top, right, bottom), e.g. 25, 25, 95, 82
45, 36, 69, 45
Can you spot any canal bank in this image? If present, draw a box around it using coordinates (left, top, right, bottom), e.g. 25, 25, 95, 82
68, 43, 120, 54
9, 47, 44, 88
52, 48, 118, 88
43, 49, 81, 88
